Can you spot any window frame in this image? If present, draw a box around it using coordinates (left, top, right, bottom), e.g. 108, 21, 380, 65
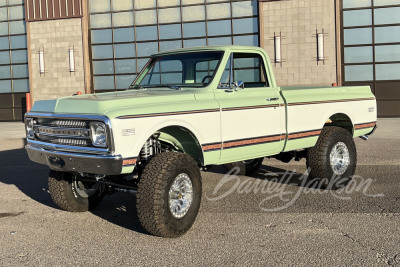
218, 51, 270, 89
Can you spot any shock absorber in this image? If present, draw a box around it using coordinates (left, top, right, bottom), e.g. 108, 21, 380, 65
140, 138, 154, 161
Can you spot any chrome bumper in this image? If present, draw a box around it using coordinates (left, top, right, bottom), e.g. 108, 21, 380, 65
26, 145, 123, 175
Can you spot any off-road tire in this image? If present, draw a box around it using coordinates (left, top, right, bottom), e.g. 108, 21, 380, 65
48, 171, 105, 212
223, 157, 264, 175
136, 152, 202, 238
306, 126, 357, 190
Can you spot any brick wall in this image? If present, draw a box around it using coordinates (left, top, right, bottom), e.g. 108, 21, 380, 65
261, 0, 337, 86
29, 18, 85, 103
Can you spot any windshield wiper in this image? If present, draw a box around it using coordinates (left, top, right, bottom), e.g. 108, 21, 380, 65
142, 84, 182, 90
128, 84, 146, 90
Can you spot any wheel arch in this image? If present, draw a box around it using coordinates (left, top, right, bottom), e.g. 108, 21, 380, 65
156, 125, 205, 165
322, 112, 355, 136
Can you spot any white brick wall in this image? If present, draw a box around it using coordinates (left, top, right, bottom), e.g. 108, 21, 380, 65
29, 18, 85, 103
262, 0, 337, 86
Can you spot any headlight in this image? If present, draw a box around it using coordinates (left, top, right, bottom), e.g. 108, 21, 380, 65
25, 118, 35, 139
90, 122, 107, 147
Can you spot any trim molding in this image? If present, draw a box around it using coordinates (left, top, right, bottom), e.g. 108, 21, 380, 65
202, 129, 322, 152
288, 97, 375, 106
354, 121, 376, 130
117, 104, 280, 119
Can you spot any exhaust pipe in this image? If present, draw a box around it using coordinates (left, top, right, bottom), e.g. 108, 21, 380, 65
360, 135, 368, 141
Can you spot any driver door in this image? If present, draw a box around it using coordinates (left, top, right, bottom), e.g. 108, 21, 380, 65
215, 51, 286, 164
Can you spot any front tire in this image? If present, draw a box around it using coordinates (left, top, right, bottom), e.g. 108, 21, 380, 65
48, 171, 105, 212
306, 126, 357, 189
136, 152, 202, 238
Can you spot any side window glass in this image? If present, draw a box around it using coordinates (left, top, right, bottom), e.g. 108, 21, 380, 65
233, 53, 269, 88
218, 57, 231, 88
195, 59, 219, 84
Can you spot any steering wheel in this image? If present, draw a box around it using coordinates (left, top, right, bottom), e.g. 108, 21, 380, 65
201, 75, 213, 84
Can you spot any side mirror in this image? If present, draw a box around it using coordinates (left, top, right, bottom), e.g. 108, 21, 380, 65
233, 81, 245, 89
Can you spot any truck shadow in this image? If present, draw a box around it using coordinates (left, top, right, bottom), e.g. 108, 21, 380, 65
2, 148, 398, 229
0, 148, 147, 235
208, 164, 312, 188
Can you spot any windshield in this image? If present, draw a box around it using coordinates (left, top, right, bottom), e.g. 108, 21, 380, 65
134, 51, 224, 89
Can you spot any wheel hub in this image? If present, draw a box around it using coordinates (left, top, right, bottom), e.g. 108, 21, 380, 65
168, 173, 193, 219
329, 142, 350, 176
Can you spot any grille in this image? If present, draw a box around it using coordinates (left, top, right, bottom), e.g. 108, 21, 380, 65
36, 134, 92, 147
32, 118, 96, 148
37, 118, 89, 128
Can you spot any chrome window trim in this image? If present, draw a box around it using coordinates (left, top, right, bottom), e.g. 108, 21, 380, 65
25, 112, 116, 154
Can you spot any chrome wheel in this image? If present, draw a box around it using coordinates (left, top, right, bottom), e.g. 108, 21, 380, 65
168, 173, 194, 219
329, 142, 350, 175
73, 175, 99, 198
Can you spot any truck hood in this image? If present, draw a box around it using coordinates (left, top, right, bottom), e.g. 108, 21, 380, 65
31, 88, 198, 118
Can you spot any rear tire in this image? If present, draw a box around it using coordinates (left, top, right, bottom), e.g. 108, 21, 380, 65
306, 126, 357, 190
136, 152, 202, 238
223, 157, 264, 175
48, 171, 105, 212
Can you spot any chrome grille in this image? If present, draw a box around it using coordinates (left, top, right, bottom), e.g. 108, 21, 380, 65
36, 134, 92, 147
37, 118, 89, 128
32, 118, 94, 148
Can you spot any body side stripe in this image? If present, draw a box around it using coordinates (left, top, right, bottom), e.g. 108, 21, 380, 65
354, 121, 377, 129
222, 134, 284, 149
222, 104, 280, 111
116, 103, 282, 120
202, 129, 323, 152
287, 97, 375, 106
117, 108, 220, 119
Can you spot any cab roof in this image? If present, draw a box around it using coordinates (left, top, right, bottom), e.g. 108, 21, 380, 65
152, 45, 266, 57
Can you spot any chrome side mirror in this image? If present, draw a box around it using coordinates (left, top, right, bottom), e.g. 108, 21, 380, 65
233, 81, 245, 90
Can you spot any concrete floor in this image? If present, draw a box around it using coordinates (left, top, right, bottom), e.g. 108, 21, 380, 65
0, 120, 399, 266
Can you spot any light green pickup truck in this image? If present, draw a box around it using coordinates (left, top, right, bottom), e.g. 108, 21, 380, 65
25, 46, 377, 237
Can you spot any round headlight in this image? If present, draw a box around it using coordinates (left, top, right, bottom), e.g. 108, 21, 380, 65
25, 118, 34, 139
90, 122, 107, 147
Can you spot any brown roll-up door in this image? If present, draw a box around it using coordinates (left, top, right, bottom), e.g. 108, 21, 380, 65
25, 0, 82, 21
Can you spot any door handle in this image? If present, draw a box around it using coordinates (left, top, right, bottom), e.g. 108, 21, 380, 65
266, 97, 279, 101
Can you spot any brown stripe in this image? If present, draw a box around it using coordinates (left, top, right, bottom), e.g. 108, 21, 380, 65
203, 129, 322, 151
354, 122, 376, 130
202, 144, 222, 151
117, 108, 220, 119
288, 97, 375, 106
288, 130, 321, 140
223, 134, 284, 149
118, 103, 282, 120
222, 104, 280, 112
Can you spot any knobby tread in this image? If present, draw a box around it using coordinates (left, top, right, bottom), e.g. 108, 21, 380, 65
48, 171, 77, 212
306, 126, 357, 182
136, 152, 201, 238
48, 171, 103, 212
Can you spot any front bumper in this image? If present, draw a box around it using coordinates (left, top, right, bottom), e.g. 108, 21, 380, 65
26, 145, 123, 175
